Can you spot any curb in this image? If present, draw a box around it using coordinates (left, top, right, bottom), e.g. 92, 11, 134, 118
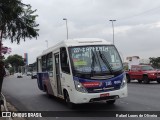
1, 93, 9, 111
1, 93, 13, 120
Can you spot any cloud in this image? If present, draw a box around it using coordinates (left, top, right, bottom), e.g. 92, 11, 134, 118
3, 0, 160, 64
115, 22, 160, 59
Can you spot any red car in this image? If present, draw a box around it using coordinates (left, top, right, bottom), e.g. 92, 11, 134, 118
126, 65, 160, 84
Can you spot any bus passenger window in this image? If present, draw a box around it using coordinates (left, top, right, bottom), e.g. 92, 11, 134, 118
60, 47, 70, 74
42, 55, 46, 72
46, 53, 53, 71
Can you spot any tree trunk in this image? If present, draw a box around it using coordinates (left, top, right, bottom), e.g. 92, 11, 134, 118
0, 30, 4, 112
0, 77, 4, 96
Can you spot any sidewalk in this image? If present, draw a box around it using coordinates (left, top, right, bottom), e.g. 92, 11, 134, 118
0, 94, 27, 120
0, 105, 6, 120
1, 104, 9, 120
0, 93, 11, 120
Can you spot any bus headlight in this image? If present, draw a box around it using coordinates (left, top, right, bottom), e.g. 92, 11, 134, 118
120, 74, 127, 88
74, 80, 88, 93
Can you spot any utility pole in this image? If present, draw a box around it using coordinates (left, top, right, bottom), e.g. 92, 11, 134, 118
109, 20, 116, 45
45, 40, 48, 48
63, 18, 69, 40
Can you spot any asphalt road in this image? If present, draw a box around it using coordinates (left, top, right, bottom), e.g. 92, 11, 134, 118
2, 75, 160, 120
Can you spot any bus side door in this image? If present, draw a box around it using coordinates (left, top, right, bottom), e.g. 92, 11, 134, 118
55, 53, 63, 96
60, 47, 73, 97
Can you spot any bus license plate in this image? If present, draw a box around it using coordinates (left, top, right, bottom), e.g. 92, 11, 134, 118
100, 93, 110, 97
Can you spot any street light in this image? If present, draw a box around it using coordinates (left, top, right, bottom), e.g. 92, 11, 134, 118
45, 40, 48, 48
63, 18, 68, 40
109, 20, 116, 45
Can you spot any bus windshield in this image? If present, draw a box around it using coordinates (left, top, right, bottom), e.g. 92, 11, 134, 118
69, 45, 123, 76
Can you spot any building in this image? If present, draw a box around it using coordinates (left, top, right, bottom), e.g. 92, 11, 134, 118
126, 56, 150, 70
126, 56, 140, 70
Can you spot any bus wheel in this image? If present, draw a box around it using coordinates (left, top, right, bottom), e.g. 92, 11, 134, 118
157, 79, 160, 84
143, 76, 150, 84
138, 80, 142, 83
106, 100, 116, 105
65, 92, 75, 109
126, 75, 131, 83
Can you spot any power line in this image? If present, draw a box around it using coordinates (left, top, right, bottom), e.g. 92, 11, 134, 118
116, 5, 160, 21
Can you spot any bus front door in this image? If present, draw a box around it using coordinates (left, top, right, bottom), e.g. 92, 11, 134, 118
55, 53, 62, 96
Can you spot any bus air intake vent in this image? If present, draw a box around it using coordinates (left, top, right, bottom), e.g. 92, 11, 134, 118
78, 41, 102, 43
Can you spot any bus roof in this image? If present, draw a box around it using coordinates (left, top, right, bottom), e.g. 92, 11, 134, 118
39, 38, 112, 57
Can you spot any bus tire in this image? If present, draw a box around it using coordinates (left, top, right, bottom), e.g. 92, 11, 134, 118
138, 80, 142, 83
126, 74, 131, 83
143, 76, 150, 84
64, 91, 75, 109
157, 79, 160, 84
106, 100, 116, 105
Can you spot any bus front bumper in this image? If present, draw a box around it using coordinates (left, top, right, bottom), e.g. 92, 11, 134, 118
70, 85, 128, 104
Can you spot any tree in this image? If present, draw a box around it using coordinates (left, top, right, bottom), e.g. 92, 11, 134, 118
0, 0, 39, 108
149, 57, 160, 69
28, 61, 37, 72
0, 0, 39, 43
6, 54, 25, 72
4, 58, 9, 68
0, 0, 39, 58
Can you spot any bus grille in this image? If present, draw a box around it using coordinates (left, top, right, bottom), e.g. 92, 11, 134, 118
90, 95, 119, 102
87, 86, 120, 93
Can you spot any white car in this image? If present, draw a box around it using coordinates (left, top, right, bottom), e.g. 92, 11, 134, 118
17, 73, 23, 78
31, 72, 37, 79
27, 72, 32, 76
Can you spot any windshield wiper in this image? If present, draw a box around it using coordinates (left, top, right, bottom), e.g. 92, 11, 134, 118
91, 50, 95, 77
98, 51, 113, 75
91, 49, 97, 77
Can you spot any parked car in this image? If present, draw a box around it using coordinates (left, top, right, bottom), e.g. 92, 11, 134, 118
126, 65, 160, 84
31, 72, 37, 79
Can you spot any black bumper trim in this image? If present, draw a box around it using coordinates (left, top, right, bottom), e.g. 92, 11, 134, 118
89, 95, 119, 102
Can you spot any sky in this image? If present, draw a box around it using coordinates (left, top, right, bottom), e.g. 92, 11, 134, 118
3, 0, 160, 64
